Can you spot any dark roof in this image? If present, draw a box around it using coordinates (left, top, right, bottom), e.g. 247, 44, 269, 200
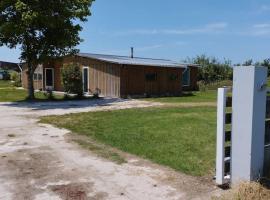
0, 61, 20, 72
77, 53, 199, 68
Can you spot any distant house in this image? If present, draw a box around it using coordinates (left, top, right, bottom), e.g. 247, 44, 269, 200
22, 53, 199, 97
0, 61, 21, 72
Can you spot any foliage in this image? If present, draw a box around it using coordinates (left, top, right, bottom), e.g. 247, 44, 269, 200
198, 80, 232, 91
186, 55, 233, 84
0, 0, 94, 99
243, 59, 253, 66
43, 89, 55, 100
61, 63, 83, 97
93, 88, 101, 99
0, 70, 10, 80
10, 71, 21, 87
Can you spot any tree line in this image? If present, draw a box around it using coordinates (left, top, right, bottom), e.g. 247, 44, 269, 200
186, 55, 270, 84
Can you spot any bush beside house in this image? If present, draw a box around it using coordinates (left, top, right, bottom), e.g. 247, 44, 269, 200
61, 63, 83, 97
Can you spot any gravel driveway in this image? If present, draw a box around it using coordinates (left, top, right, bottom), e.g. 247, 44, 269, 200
0, 99, 221, 200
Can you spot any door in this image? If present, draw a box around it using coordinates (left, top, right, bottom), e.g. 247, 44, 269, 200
45, 68, 54, 90
83, 67, 89, 93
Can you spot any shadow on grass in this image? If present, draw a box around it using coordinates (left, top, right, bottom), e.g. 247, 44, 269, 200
142, 92, 196, 99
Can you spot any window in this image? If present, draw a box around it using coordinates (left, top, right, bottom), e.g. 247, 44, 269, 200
38, 74, 42, 81
33, 73, 42, 81
168, 73, 178, 81
182, 68, 190, 86
33, 73, 38, 81
145, 73, 157, 81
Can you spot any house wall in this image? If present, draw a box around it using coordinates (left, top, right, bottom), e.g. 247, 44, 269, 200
22, 56, 198, 97
62, 56, 121, 97
120, 65, 184, 97
22, 57, 121, 97
183, 67, 199, 91
22, 64, 43, 90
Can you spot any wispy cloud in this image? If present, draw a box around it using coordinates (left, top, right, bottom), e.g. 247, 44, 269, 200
243, 23, 270, 36
260, 5, 270, 12
112, 22, 228, 36
135, 44, 163, 51
100, 42, 187, 56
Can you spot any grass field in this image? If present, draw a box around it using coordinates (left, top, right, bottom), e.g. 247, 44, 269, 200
0, 80, 61, 102
41, 105, 217, 176
144, 91, 217, 103
0, 80, 89, 102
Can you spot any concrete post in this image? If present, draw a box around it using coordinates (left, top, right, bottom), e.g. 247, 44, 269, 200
216, 88, 228, 185
231, 66, 267, 184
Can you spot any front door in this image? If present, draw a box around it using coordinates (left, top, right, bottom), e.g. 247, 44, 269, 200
45, 68, 54, 90
83, 67, 89, 93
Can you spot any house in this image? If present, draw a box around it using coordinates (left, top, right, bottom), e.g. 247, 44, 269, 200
0, 61, 21, 72
22, 53, 199, 97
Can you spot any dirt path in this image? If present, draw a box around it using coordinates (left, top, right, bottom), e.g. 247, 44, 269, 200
0, 99, 222, 200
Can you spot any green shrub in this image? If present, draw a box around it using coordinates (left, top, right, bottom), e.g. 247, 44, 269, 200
10, 71, 21, 87
0, 70, 10, 80
61, 63, 83, 97
198, 80, 232, 91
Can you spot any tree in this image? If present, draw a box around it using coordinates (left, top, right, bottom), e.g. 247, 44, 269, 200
61, 63, 83, 97
0, 0, 94, 99
187, 55, 233, 84
243, 59, 253, 66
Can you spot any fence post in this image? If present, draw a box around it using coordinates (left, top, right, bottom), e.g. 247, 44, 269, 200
231, 66, 267, 184
216, 87, 228, 185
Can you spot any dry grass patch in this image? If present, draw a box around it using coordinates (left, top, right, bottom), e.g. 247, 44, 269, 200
218, 182, 270, 200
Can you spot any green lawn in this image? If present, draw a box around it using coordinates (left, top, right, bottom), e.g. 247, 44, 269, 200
144, 91, 217, 103
0, 80, 14, 88
41, 106, 217, 176
0, 80, 58, 102
0, 80, 88, 102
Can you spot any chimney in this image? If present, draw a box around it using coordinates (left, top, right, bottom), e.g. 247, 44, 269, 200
131, 47, 134, 58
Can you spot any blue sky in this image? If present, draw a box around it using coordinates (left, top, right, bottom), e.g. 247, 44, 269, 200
1, 0, 270, 63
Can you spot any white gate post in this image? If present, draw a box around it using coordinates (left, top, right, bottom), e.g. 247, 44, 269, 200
231, 66, 267, 184
216, 88, 228, 185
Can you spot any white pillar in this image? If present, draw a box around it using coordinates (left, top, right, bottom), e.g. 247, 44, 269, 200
231, 66, 267, 184
216, 88, 228, 185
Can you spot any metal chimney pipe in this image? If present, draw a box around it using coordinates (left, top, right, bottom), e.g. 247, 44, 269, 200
131, 47, 134, 58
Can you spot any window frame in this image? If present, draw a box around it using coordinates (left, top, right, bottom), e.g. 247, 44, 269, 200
145, 73, 157, 82
182, 67, 191, 86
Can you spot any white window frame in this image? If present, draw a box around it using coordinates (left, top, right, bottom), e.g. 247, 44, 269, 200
45, 68, 54, 90
183, 67, 191, 86
82, 66, 90, 94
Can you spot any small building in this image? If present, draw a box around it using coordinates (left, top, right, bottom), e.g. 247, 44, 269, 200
22, 53, 199, 97
0, 61, 21, 72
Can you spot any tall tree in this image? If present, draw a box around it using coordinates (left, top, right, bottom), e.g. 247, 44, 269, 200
0, 0, 94, 99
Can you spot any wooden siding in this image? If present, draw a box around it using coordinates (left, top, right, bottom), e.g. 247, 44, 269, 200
120, 65, 183, 97
21, 55, 198, 97
66, 56, 121, 97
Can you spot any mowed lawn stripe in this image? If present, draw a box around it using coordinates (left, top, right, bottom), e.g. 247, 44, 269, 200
41, 106, 217, 176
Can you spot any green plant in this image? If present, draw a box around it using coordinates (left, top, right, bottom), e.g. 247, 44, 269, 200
10, 71, 22, 87
0, 0, 94, 99
0, 70, 10, 80
61, 63, 83, 97
93, 88, 101, 99
43, 89, 54, 100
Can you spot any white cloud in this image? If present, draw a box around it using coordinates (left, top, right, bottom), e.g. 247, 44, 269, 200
253, 23, 270, 28
240, 23, 270, 36
113, 22, 228, 36
135, 44, 163, 51
260, 5, 270, 12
